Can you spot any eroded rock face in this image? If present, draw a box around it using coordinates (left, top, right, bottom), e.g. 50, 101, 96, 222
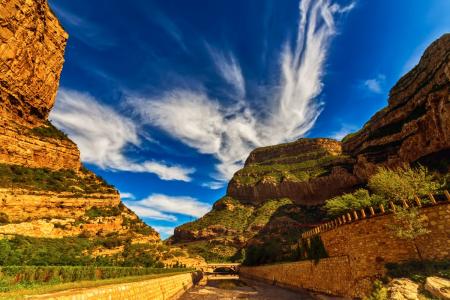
0, 0, 160, 245
0, 0, 67, 127
388, 278, 419, 300
172, 35, 450, 263
0, 120, 81, 169
424, 276, 450, 300
227, 138, 360, 205
343, 34, 450, 179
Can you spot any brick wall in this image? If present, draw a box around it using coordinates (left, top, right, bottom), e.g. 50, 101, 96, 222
28, 272, 202, 300
240, 203, 450, 298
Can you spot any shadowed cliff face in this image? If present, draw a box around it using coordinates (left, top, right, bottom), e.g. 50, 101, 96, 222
0, 0, 161, 248
342, 34, 450, 179
171, 34, 450, 262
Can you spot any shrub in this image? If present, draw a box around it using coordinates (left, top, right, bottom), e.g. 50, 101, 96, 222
29, 121, 69, 141
366, 280, 388, 300
0, 163, 116, 194
387, 207, 430, 260
324, 189, 386, 217
85, 206, 121, 219
295, 235, 328, 263
385, 260, 450, 283
0, 266, 191, 288
368, 165, 441, 203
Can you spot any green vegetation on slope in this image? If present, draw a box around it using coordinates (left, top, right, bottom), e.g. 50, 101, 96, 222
28, 121, 70, 141
0, 266, 189, 292
0, 235, 163, 268
385, 260, 450, 283
178, 197, 254, 232
175, 197, 326, 264
0, 164, 115, 194
324, 165, 443, 217
233, 154, 346, 186
0, 268, 191, 295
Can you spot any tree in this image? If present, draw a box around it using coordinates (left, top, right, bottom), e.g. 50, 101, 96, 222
324, 189, 386, 217
388, 207, 430, 260
368, 165, 440, 204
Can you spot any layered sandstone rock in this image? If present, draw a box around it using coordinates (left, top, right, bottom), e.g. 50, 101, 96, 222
343, 34, 450, 179
0, 188, 161, 241
228, 138, 360, 205
0, 0, 67, 127
172, 35, 450, 262
0, 0, 161, 246
0, 120, 80, 169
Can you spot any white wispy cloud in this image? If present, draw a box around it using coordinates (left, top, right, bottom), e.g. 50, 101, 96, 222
120, 192, 136, 200
50, 89, 195, 182
50, 3, 116, 50
363, 74, 386, 94
125, 204, 177, 221
128, 0, 354, 183
126, 194, 211, 219
209, 49, 246, 98
153, 226, 175, 237
330, 124, 358, 141
201, 181, 225, 190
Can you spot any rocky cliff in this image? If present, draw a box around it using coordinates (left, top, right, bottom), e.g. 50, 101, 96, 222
342, 34, 450, 179
0, 0, 67, 127
171, 34, 450, 262
228, 138, 360, 205
0, 0, 169, 264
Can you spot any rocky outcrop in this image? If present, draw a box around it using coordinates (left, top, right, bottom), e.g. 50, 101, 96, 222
0, 0, 161, 246
0, 120, 80, 169
228, 138, 360, 205
0, 0, 67, 127
172, 35, 450, 262
343, 34, 450, 179
425, 277, 450, 300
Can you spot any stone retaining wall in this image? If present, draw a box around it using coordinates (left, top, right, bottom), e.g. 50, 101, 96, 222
29, 272, 202, 300
240, 203, 450, 298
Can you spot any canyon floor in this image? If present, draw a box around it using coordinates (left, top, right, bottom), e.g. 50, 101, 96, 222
179, 277, 315, 300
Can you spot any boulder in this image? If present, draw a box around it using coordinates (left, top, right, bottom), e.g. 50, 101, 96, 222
425, 277, 450, 300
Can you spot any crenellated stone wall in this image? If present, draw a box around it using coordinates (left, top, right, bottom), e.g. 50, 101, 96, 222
240, 202, 450, 298
27, 272, 202, 300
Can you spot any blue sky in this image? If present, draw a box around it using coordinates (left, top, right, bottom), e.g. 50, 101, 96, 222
47, 0, 450, 238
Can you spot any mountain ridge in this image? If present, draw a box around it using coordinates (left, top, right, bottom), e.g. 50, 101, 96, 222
170, 33, 450, 263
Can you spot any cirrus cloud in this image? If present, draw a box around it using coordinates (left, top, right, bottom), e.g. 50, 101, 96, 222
50, 89, 195, 182
128, 0, 355, 183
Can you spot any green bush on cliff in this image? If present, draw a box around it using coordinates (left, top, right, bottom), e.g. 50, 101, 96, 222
385, 260, 450, 283
368, 165, 441, 203
0, 235, 163, 268
85, 206, 121, 219
233, 155, 342, 186
28, 121, 70, 141
324, 189, 386, 217
0, 163, 115, 194
324, 165, 441, 217
178, 197, 253, 232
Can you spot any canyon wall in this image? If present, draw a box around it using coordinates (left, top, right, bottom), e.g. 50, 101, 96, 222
0, 0, 160, 244
343, 34, 450, 179
240, 202, 450, 298
171, 34, 450, 263
0, 0, 67, 127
